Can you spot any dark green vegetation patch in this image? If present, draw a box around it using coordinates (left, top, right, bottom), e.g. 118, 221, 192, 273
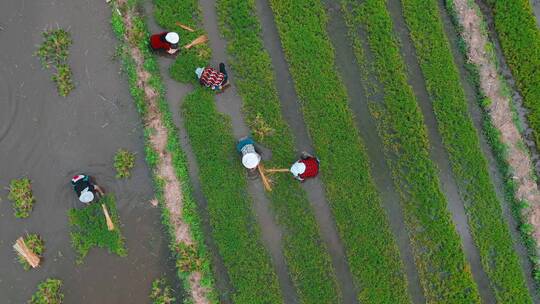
68, 194, 126, 263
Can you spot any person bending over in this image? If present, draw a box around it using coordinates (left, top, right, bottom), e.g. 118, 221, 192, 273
290, 152, 320, 182
71, 174, 105, 205
150, 31, 179, 55
195, 63, 229, 91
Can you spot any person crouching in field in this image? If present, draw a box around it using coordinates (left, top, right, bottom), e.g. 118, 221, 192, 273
290, 152, 320, 182
71, 174, 105, 205
149, 31, 179, 55
195, 63, 229, 92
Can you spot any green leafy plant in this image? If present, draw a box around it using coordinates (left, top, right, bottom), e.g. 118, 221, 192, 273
150, 278, 176, 304
36, 29, 74, 97
52, 64, 74, 97
68, 194, 126, 263
8, 178, 36, 218
29, 279, 63, 304
36, 29, 72, 68
17, 233, 45, 270
114, 149, 136, 178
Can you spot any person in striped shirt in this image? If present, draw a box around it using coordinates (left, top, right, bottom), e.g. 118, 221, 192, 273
195, 63, 229, 91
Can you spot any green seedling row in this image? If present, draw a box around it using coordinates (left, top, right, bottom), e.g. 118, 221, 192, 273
342, 0, 481, 302
114, 148, 136, 179
484, 0, 540, 149
445, 0, 540, 289
268, 0, 410, 302
153, 0, 283, 302
216, 0, 341, 302
182, 88, 282, 304
68, 194, 126, 264
397, 0, 532, 302
150, 278, 176, 304
110, 1, 219, 302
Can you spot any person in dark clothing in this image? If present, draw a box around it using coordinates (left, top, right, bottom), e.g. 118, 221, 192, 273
195, 63, 229, 91
149, 32, 179, 54
71, 174, 105, 204
290, 152, 320, 181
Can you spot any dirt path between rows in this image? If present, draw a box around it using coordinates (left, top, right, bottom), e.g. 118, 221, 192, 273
452, 0, 540, 298
141, 2, 234, 302
385, 0, 496, 301
255, 1, 360, 303
198, 0, 299, 302
115, 1, 211, 303
322, 2, 425, 303
0, 0, 175, 302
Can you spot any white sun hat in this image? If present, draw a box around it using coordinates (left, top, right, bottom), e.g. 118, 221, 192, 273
290, 162, 306, 176
165, 32, 179, 44
242, 152, 260, 169
79, 189, 94, 203
195, 67, 204, 79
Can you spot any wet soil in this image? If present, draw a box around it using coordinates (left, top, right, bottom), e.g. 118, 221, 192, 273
0, 0, 177, 303
142, 2, 235, 302
255, 1, 360, 303
322, 2, 425, 303
385, 0, 496, 302
197, 0, 299, 302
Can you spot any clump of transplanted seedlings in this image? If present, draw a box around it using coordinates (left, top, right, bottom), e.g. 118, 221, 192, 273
8, 177, 36, 218
36, 29, 74, 97
114, 149, 136, 179
29, 279, 64, 304
150, 278, 176, 304
17, 233, 45, 270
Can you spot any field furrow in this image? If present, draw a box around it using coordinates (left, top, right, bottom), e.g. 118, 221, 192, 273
267, 0, 411, 302
396, 0, 532, 302
215, 0, 343, 303
342, 0, 481, 302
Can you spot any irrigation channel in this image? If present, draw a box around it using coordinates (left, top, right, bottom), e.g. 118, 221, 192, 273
0, 0, 177, 303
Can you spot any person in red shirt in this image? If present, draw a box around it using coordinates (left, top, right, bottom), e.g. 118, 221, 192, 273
290, 152, 320, 181
195, 63, 229, 91
149, 32, 179, 54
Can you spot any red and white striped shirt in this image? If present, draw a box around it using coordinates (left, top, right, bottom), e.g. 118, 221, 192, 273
199, 67, 225, 88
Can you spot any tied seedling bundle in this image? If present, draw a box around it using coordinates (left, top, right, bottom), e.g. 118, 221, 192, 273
16, 233, 45, 270
68, 194, 126, 263
36, 29, 74, 97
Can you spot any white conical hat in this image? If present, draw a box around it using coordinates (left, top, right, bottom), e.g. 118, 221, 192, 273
79, 189, 94, 203
290, 162, 306, 176
195, 67, 204, 79
165, 32, 179, 44
242, 153, 260, 169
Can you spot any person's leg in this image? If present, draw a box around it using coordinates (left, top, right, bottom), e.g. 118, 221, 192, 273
219, 62, 228, 83
301, 151, 313, 159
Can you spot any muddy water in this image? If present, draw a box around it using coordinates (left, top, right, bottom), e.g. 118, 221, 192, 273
0, 0, 178, 303
197, 1, 299, 303
323, 2, 425, 303
384, 0, 497, 302
530, 0, 540, 29
441, 1, 540, 301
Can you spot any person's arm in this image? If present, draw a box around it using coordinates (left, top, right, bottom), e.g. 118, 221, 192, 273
94, 184, 105, 196
167, 48, 178, 54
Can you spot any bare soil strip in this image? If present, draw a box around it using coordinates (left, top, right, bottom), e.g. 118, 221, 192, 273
452, 0, 540, 288
115, 1, 211, 303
